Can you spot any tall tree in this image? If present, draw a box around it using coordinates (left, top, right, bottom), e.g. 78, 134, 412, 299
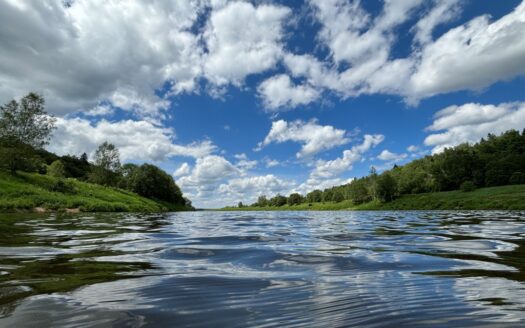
89, 142, 121, 186
0, 93, 56, 174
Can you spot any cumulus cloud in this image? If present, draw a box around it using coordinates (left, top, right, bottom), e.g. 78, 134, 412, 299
412, 0, 462, 46
173, 163, 191, 177
259, 0, 525, 109
409, 1, 525, 100
424, 102, 525, 153
218, 175, 293, 204
0, 0, 292, 116
257, 74, 320, 110
377, 150, 407, 162
48, 117, 216, 162
0, 0, 204, 117
3, 0, 524, 114
297, 134, 384, 193
257, 119, 350, 158
175, 154, 292, 208
203, 1, 290, 87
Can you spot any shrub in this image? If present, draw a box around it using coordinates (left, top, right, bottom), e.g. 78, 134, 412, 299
49, 179, 76, 193
47, 160, 66, 178
460, 180, 476, 192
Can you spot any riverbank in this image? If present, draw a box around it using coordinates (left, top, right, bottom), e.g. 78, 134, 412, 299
0, 171, 187, 213
221, 184, 525, 211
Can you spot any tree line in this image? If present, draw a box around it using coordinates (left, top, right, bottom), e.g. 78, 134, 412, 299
0, 93, 192, 209
239, 129, 525, 208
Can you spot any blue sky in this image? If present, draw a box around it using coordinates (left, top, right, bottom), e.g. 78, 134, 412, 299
1, 0, 525, 207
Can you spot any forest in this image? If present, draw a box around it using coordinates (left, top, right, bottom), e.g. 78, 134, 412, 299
239, 129, 525, 208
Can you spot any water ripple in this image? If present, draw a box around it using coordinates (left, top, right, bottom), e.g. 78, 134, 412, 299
0, 210, 524, 327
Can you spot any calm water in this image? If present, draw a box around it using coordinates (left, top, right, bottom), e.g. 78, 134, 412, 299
0, 211, 525, 327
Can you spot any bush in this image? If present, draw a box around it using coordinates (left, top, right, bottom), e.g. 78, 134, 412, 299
49, 179, 76, 193
47, 160, 66, 178
460, 181, 476, 192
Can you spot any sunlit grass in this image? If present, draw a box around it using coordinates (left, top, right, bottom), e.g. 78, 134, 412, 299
0, 171, 186, 212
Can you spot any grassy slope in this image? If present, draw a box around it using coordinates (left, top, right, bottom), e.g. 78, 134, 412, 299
0, 171, 186, 212
221, 185, 525, 211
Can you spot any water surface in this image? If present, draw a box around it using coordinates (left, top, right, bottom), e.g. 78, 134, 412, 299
1, 211, 525, 327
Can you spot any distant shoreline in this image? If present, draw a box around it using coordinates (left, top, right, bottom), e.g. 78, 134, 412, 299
220, 185, 525, 211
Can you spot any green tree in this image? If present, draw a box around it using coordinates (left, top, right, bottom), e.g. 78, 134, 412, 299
238, 202, 244, 208
256, 195, 268, 207
375, 173, 398, 202
270, 194, 287, 207
306, 189, 322, 203
332, 190, 345, 202
47, 160, 66, 178
0, 93, 56, 174
128, 164, 184, 204
348, 178, 372, 204
287, 193, 303, 205
89, 142, 121, 186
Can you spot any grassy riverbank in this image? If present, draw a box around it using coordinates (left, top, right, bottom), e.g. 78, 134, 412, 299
221, 184, 525, 211
0, 171, 187, 212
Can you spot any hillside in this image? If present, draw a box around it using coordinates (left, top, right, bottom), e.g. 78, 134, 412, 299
221, 184, 525, 211
0, 171, 187, 213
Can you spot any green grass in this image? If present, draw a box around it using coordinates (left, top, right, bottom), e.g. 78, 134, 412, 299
221, 184, 525, 211
0, 171, 187, 212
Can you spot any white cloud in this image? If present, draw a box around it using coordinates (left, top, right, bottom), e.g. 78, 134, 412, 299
424, 102, 525, 153
257, 74, 320, 110
407, 145, 419, 152
409, 1, 525, 100
234, 154, 258, 173
257, 119, 350, 158
265, 158, 280, 168
48, 117, 216, 162
0, 0, 204, 117
377, 150, 407, 162
175, 154, 293, 208
297, 134, 384, 193
261, 0, 525, 109
218, 175, 294, 205
177, 155, 238, 188
412, 0, 461, 45
173, 162, 191, 177
84, 105, 115, 117
203, 1, 290, 87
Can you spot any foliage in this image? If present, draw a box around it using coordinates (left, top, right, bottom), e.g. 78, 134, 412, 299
287, 193, 303, 205
0, 93, 56, 174
233, 129, 525, 209
306, 190, 322, 203
0, 171, 187, 212
47, 160, 66, 178
374, 173, 398, 202
89, 142, 121, 186
270, 194, 287, 207
460, 181, 476, 192
256, 195, 269, 207
221, 185, 525, 211
0, 93, 56, 148
125, 164, 185, 205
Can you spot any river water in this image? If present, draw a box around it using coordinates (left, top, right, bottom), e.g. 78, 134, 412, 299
0, 211, 524, 327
